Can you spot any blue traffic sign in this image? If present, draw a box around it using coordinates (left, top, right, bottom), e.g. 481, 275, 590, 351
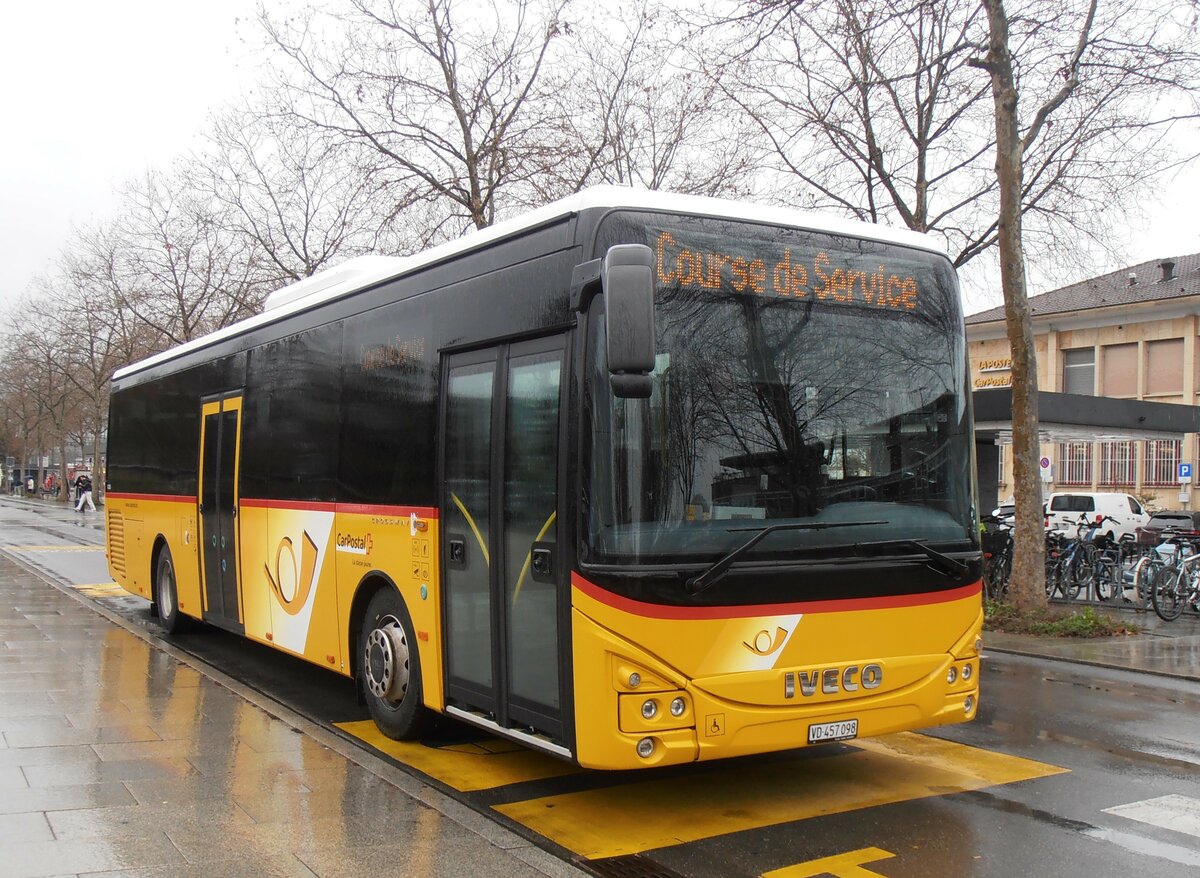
1179, 462, 1193, 483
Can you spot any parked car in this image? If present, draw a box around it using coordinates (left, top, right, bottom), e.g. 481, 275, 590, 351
1135, 510, 1200, 545
1044, 491, 1150, 541
990, 501, 1015, 527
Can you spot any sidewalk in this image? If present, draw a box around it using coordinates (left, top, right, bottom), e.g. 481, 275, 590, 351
986, 604, 1200, 682
0, 552, 585, 878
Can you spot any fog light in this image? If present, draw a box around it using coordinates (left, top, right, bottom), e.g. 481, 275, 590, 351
947, 666, 958, 684
962, 663, 973, 681
964, 695, 975, 715
670, 697, 686, 717
636, 737, 655, 758
641, 699, 658, 720
628, 672, 641, 688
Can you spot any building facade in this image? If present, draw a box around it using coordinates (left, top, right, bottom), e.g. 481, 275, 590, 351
966, 253, 1200, 509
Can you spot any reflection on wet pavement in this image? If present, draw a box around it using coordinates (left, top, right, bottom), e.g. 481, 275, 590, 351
0, 555, 576, 878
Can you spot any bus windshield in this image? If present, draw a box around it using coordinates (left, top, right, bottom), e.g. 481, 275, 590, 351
583, 213, 976, 568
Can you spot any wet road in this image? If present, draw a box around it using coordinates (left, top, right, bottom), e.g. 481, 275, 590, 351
3, 498, 1200, 877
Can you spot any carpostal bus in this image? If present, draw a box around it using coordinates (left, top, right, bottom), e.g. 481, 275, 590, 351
104, 187, 983, 770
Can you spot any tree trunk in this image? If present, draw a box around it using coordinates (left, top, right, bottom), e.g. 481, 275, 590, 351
91, 427, 103, 503
59, 441, 69, 503
980, 0, 1046, 612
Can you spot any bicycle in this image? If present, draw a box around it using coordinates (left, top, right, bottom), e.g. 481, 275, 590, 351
1087, 516, 1126, 602
982, 515, 1012, 601
1152, 540, 1200, 621
1046, 515, 1098, 602
1129, 528, 1190, 610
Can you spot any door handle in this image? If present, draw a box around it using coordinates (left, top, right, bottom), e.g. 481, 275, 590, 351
448, 537, 467, 567
531, 543, 555, 582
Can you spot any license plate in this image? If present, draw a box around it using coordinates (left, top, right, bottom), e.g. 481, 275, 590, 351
807, 719, 858, 744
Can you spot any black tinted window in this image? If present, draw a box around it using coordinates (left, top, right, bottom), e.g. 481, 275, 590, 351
1050, 495, 1094, 512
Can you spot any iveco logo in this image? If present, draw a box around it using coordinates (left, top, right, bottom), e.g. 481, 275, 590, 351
783, 664, 883, 698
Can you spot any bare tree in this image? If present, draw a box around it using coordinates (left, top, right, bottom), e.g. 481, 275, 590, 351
95, 168, 270, 347
708, 0, 1200, 284
260, 0, 572, 234
542, 1, 761, 199
190, 103, 401, 282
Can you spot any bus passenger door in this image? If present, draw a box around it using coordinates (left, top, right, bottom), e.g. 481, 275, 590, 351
441, 337, 565, 742
198, 393, 245, 632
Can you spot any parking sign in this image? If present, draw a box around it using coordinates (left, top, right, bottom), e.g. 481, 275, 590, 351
1179, 462, 1193, 483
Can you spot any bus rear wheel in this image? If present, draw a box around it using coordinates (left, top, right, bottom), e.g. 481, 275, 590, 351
360, 588, 432, 740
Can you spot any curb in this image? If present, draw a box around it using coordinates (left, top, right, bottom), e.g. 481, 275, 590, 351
984, 644, 1200, 684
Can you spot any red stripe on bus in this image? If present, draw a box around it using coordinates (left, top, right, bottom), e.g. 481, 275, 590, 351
103, 493, 438, 519
105, 492, 196, 504
239, 498, 438, 518
571, 573, 982, 619
335, 503, 439, 519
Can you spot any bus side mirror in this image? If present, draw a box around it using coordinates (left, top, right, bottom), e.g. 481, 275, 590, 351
602, 244, 655, 399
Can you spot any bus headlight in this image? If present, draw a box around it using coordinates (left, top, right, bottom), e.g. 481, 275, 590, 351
962, 663, 973, 681
636, 737, 655, 758
641, 699, 658, 720
947, 666, 958, 684
964, 695, 975, 715
628, 672, 641, 688
669, 697, 686, 718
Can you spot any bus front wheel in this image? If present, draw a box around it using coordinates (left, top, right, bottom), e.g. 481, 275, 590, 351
359, 588, 432, 740
155, 547, 187, 635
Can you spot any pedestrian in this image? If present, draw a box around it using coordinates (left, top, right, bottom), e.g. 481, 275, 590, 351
74, 472, 96, 512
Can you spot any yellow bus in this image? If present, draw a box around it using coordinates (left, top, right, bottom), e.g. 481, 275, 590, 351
105, 188, 982, 770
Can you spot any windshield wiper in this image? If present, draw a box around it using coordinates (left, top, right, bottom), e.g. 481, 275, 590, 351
685, 520, 888, 595
836, 539, 971, 579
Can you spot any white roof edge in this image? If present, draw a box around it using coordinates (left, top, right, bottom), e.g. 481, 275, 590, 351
112, 186, 949, 381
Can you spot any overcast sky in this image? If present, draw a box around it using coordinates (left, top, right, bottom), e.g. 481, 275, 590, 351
2, 2, 1198, 316
0, 1, 254, 308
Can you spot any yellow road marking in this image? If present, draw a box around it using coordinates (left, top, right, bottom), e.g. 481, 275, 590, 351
334, 720, 580, 791
73, 583, 124, 597
495, 731, 1066, 859
6, 545, 103, 551
765, 847, 896, 878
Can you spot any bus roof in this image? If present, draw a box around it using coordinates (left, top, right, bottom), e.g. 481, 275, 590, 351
112, 186, 950, 381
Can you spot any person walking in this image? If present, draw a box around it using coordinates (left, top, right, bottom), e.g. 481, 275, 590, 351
74, 472, 96, 512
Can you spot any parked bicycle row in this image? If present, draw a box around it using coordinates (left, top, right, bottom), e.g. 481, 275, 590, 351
981, 513, 1200, 622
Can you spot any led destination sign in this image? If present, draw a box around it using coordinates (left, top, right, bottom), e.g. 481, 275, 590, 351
653, 230, 923, 311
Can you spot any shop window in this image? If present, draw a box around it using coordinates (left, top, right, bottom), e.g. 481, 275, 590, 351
1146, 339, 1183, 394
1057, 441, 1093, 486
1098, 441, 1136, 486
1143, 439, 1182, 487
1062, 348, 1095, 395
1101, 343, 1137, 397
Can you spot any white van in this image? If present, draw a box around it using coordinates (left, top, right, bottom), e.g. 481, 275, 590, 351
1045, 492, 1150, 540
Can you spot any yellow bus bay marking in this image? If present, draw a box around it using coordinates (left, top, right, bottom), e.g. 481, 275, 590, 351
7, 545, 104, 551
495, 731, 1066, 859
335, 720, 580, 791
73, 583, 125, 597
764, 847, 896, 878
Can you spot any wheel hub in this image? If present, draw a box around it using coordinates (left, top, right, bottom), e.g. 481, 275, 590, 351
364, 616, 410, 704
